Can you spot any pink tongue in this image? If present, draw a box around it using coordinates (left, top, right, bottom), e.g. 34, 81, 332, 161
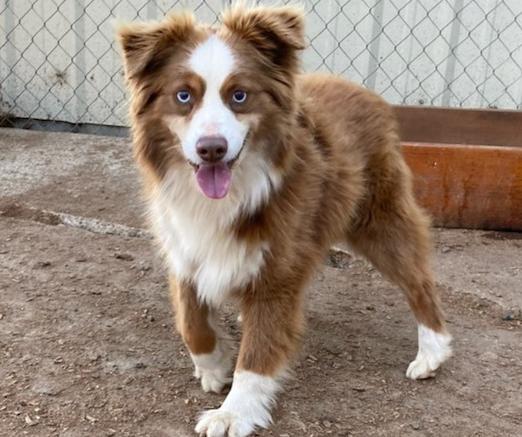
196, 162, 232, 199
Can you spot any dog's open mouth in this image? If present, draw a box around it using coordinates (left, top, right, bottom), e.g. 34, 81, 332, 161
189, 139, 247, 200
195, 161, 233, 199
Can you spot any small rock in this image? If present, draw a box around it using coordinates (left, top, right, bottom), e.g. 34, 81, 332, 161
25, 415, 38, 426
502, 310, 521, 321
114, 253, 134, 261
351, 386, 366, 392
88, 353, 101, 362
326, 249, 352, 269
32, 382, 59, 396
85, 414, 97, 423
33, 261, 51, 269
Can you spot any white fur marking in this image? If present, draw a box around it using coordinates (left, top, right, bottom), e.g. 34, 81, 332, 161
191, 348, 234, 393
180, 36, 248, 165
406, 324, 452, 379
195, 371, 283, 437
191, 313, 234, 393
189, 35, 235, 88
150, 155, 280, 307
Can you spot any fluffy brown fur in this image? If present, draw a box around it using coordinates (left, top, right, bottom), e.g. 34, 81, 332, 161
118, 4, 450, 435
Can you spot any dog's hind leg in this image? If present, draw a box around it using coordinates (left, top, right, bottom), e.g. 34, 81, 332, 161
347, 190, 452, 380
169, 277, 233, 393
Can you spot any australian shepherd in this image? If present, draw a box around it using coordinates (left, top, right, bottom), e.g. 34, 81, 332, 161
117, 5, 452, 436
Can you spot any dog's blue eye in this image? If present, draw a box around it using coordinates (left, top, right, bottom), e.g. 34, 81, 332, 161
232, 90, 247, 104
176, 90, 191, 104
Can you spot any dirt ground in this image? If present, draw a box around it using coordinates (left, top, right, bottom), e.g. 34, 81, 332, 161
1, 128, 521, 437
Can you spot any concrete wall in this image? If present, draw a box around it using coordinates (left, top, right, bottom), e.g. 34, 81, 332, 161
1, 0, 521, 127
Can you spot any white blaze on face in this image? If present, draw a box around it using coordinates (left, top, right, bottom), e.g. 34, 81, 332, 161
182, 35, 249, 165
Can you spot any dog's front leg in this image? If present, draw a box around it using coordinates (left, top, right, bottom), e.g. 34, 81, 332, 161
170, 277, 234, 394
195, 290, 304, 437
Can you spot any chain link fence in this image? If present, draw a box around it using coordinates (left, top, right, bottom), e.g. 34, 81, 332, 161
1, 0, 521, 133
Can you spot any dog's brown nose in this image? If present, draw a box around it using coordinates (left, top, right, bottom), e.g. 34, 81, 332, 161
196, 136, 228, 163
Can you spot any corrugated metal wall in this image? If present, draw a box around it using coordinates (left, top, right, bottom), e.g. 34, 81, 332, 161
1, 0, 521, 127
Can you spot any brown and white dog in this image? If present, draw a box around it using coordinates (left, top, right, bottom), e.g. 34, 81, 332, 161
117, 5, 452, 436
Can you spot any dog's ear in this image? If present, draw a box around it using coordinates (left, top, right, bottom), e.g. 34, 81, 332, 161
116, 12, 195, 81
222, 5, 305, 70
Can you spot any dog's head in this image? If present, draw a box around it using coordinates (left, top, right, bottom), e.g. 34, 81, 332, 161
117, 5, 304, 200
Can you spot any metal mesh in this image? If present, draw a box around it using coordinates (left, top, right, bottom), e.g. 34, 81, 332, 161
1, 0, 521, 131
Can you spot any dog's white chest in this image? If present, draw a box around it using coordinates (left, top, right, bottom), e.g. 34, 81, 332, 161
151, 195, 266, 307
150, 158, 280, 306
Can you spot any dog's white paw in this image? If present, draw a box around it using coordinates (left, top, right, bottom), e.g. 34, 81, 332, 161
191, 341, 234, 393
406, 352, 439, 379
195, 409, 253, 437
406, 325, 452, 380
195, 365, 232, 393
195, 370, 280, 437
